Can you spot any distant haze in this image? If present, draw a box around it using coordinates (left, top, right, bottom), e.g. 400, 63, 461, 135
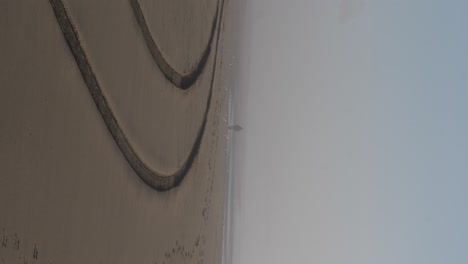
229, 0, 468, 263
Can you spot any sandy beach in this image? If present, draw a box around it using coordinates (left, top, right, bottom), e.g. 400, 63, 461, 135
0, 0, 236, 263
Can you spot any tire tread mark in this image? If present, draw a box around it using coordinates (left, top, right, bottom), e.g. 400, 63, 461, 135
129, 0, 219, 89
48, 0, 223, 191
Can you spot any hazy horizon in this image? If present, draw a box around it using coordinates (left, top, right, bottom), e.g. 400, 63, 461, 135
229, 0, 468, 263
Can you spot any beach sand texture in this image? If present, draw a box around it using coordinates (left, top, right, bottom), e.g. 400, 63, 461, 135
0, 0, 234, 263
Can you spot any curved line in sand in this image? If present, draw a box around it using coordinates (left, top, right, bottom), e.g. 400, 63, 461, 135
130, 0, 219, 89
49, 0, 222, 191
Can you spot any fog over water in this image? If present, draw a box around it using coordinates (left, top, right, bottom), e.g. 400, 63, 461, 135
228, 0, 468, 263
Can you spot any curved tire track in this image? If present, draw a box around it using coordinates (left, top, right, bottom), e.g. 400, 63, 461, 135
49, 0, 223, 191
130, 0, 219, 89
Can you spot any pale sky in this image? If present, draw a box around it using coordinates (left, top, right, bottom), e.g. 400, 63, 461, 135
229, 0, 468, 263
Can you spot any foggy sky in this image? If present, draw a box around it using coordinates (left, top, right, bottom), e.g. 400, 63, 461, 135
229, 0, 468, 263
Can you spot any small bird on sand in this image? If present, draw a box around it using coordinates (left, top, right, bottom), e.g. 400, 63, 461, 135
228, 125, 243, 132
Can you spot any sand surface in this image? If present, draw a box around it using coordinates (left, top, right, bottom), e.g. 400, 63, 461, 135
0, 0, 235, 263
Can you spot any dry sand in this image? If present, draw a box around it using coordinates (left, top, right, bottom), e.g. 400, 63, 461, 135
0, 0, 236, 263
